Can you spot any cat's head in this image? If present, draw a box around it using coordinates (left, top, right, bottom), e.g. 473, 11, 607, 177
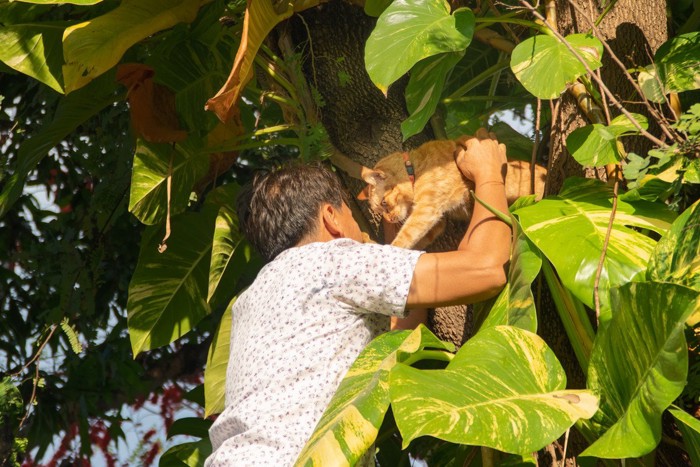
359, 168, 414, 225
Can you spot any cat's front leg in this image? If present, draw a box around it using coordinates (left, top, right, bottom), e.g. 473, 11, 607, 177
391, 205, 444, 250
413, 219, 446, 250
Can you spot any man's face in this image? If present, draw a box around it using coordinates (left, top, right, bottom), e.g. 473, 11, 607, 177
337, 202, 363, 243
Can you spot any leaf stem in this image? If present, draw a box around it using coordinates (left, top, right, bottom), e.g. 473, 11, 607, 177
445, 59, 510, 101
470, 190, 512, 226
593, 167, 619, 325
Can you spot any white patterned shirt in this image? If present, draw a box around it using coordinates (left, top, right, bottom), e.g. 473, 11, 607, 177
206, 238, 423, 466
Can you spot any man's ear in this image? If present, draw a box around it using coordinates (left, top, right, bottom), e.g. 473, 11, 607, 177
362, 170, 386, 186
357, 185, 370, 201
321, 203, 343, 237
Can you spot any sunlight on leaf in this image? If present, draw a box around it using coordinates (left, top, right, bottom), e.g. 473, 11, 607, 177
390, 326, 598, 454
566, 113, 648, 167
205, 304, 232, 417
0, 23, 64, 92
511, 33, 603, 99
582, 282, 700, 458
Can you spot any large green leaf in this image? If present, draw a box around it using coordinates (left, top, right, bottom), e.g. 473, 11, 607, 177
514, 177, 675, 314
127, 205, 217, 356
655, 32, 700, 94
401, 51, 463, 141
294, 325, 454, 466
159, 438, 211, 467
390, 326, 598, 453
479, 216, 541, 333
0, 70, 117, 219
62, 0, 205, 93
566, 113, 648, 167
0, 23, 64, 92
11, 0, 102, 4
511, 33, 603, 99
582, 282, 700, 458
208, 204, 241, 302
204, 303, 232, 417
128, 138, 209, 226
669, 407, 700, 467
365, 0, 474, 94
647, 199, 700, 292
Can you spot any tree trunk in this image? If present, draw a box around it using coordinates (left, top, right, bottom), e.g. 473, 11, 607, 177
287, 1, 471, 346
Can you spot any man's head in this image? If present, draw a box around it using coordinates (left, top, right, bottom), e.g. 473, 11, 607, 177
237, 163, 361, 261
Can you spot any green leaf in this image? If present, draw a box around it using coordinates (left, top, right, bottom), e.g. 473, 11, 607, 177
62, 0, 204, 93
365, 0, 474, 94
294, 325, 454, 466
0, 70, 117, 219
128, 139, 209, 226
390, 326, 598, 453
511, 33, 603, 99
648, 199, 700, 294
514, 178, 675, 314
167, 417, 212, 439
401, 51, 463, 141
655, 32, 700, 93
204, 303, 232, 417
637, 65, 666, 103
159, 438, 212, 467
11, 0, 102, 4
566, 113, 648, 167
127, 205, 217, 356
208, 206, 242, 303
669, 407, 700, 467
582, 282, 700, 458
480, 216, 541, 333
0, 23, 64, 92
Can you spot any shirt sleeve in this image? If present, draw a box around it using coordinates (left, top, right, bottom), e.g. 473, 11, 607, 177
324, 239, 423, 318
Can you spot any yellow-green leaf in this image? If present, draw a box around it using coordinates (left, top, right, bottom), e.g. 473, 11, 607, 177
204, 303, 232, 417
0, 23, 64, 92
62, 0, 205, 93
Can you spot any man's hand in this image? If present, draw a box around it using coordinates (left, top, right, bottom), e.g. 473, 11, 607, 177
454, 128, 507, 185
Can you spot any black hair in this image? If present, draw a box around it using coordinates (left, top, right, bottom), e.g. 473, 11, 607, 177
236, 163, 349, 261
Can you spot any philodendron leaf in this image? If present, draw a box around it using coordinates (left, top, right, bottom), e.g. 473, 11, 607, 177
647, 199, 700, 293
638, 65, 666, 103
655, 32, 700, 94
0, 70, 117, 219
159, 438, 212, 467
390, 326, 598, 453
365, 0, 474, 94
401, 51, 463, 141
582, 282, 700, 458
514, 177, 675, 316
480, 216, 541, 333
0, 23, 64, 92
127, 205, 217, 356
295, 325, 454, 466
128, 138, 209, 225
204, 303, 232, 417
62, 0, 204, 93
566, 113, 648, 167
669, 407, 700, 467
511, 33, 603, 99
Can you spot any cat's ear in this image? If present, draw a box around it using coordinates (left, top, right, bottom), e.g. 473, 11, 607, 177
357, 185, 370, 201
362, 170, 387, 186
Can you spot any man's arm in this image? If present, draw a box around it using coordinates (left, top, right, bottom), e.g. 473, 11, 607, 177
406, 129, 511, 308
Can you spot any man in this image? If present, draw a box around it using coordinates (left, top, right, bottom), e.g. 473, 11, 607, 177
206, 129, 511, 465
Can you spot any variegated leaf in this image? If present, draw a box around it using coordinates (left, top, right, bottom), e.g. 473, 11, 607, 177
294, 325, 454, 466
390, 326, 598, 454
365, 0, 474, 94
648, 199, 700, 294
62, 0, 205, 93
514, 177, 675, 318
582, 282, 700, 458
480, 216, 541, 333
566, 113, 648, 167
511, 33, 603, 99
204, 303, 232, 417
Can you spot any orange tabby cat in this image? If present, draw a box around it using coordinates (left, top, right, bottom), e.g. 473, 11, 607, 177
359, 139, 546, 249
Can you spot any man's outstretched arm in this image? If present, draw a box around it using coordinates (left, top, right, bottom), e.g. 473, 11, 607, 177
406, 129, 511, 308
